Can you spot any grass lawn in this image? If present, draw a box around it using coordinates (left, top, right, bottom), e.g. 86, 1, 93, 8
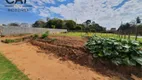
53, 32, 142, 42
0, 53, 29, 80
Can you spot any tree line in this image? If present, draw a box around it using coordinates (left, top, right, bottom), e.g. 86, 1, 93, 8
118, 17, 142, 40
32, 18, 106, 32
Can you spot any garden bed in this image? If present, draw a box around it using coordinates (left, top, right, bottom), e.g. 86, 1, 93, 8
30, 36, 93, 66
30, 35, 142, 79
1, 35, 142, 79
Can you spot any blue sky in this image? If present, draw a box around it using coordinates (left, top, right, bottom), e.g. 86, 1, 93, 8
0, 0, 142, 29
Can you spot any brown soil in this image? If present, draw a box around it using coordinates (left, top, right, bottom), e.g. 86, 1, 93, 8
0, 36, 141, 80
31, 36, 142, 80
0, 37, 110, 80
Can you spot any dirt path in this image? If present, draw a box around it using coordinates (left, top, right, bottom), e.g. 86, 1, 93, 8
0, 41, 111, 80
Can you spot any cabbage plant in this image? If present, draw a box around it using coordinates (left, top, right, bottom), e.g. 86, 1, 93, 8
86, 35, 142, 66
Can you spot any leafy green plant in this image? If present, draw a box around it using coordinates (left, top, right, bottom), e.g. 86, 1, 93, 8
1, 39, 22, 43
41, 31, 49, 39
86, 35, 142, 66
1, 39, 15, 43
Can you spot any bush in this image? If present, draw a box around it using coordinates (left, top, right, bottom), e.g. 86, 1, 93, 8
86, 35, 142, 66
41, 34, 48, 39
41, 31, 49, 39
2, 39, 15, 43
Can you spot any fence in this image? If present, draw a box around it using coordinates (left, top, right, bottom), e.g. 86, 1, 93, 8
0, 26, 67, 35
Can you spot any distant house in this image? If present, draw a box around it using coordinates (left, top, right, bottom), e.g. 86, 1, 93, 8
20, 23, 31, 28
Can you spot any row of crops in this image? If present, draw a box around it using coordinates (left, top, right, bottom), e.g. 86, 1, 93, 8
86, 35, 142, 66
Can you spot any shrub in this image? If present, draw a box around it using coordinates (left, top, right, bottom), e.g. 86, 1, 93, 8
2, 39, 15, 43
86, 35, 142, 66
41, 31, 49, 39
41, 33, 48, 39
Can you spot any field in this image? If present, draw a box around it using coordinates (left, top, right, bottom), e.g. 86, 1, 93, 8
0, 53, 29, 80
53, 32, 142, 41
0, 32, 142, 80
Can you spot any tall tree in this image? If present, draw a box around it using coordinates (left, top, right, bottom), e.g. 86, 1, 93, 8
44, 18, 64, 29
135, 17, 141, 40
84, 20, 91, 33
85, 20, 91, 25
65, 20, 76, 30
32, 20, 45, 28
136, 17, 141, 23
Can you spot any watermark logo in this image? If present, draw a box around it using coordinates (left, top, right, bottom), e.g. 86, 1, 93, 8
5, 0, 32, 12
6, 0, 26, 4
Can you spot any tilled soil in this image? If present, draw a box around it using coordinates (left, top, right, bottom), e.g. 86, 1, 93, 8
31, 36, 93, 66
0, 41, 110, 80
0, 35, 141, 80
30, 36, 142, 80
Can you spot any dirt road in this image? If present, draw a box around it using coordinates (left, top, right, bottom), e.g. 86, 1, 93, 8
0, 40, 110, 80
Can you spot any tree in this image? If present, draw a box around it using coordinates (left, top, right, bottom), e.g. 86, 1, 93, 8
82, 20, 106, 33
64, 20, 76, 30
55, 19, 63, 29
2, 24, 6, 26
85, 20, 91, 25
135, 17, 141, 40
75, 24, 83, 31
84, 20, 91, 33
32, 18, 106, 32
32, 20, 45, 28
8, 23, 19, 26
45, 18, 64, 29
125, 23, 130, 39
136, 17, 141, 23
118, 23, 131, 39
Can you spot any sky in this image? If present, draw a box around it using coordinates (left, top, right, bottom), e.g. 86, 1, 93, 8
0, 0, 142, 29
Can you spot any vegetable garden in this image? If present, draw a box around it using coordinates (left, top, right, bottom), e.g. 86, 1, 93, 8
1, 32, 142, 80
86, 35, 142, 66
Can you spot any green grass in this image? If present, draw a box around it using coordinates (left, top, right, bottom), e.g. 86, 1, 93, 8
0, 53, 29, 80
53, 32, 142, 42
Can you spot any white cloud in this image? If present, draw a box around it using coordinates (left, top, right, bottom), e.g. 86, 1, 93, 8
57, 0, 66, 2
28, 0, 142, 29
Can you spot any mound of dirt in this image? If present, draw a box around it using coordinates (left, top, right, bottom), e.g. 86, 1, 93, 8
31, 40, 93, 66
30, 36, 95, 66
49, 36, 87, 46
